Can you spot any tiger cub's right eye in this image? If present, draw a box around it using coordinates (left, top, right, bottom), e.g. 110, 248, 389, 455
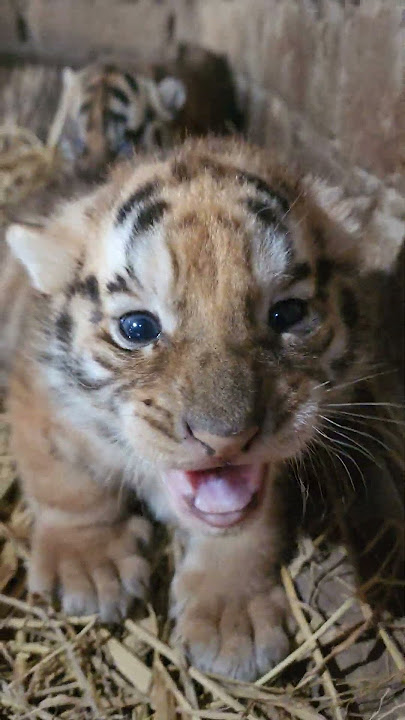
268, 299, 307, 333
119, 311, 161, 347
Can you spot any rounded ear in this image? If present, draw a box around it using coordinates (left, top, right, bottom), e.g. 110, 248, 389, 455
61, 66, 77, 90
304, 175, 405, 273
6, 222, 76, 294
157, 76, 187, 116
48, 66, 82, 151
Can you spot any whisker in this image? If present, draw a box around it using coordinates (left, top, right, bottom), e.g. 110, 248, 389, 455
318, 435, 369, 493
335, 449, 367, 492
318, 423, 383, 469
301, 440, 327, 505
325, 402, 404, 410
312, 432, 360, 494
312, 379, 331, 392
314, 425, 385, 473
289, 455, 309, 518
312, 362, 386, 393
272, 190, 306, 234
320, 415, 397, 457
324, 409, 405, 426
332, 451, 357, 494
324, 369, 398, 394
323, 411, 405, 465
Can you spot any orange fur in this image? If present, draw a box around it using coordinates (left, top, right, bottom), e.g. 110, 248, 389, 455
2, 137, 403, 679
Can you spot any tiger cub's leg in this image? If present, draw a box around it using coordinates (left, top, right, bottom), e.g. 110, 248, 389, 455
9, 374, 151, 621
29, 513, 151, 621
171, 512, 290, 681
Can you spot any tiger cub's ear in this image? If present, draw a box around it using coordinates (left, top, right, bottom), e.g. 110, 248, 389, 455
48, 66, 86, 162
304, 175, 404, 272
6, 222, 77, 294
157, 77, 187, 117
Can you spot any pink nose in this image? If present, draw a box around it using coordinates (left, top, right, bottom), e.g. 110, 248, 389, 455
190, 426, 258, 458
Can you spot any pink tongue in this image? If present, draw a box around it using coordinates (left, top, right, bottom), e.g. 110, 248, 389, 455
194, 475, 253, 513
189, 465, 263, 514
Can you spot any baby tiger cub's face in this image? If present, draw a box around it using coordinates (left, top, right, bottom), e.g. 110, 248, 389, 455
8, 138, 361, 534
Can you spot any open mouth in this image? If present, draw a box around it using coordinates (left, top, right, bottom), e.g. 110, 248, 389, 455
163, 464, 265, 527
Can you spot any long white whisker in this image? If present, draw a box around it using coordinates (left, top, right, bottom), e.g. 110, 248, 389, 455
324, 409, 405, 426
319, 424, 383, 469
325, 402, 404, 409
272, 190, 305, 234
312, 379, 331, 392
303, 440, 326, 503
289, 456, 309, 518
324, 369, 397, 394
320, 415, 396, 457
334, 448, 367, 492
311, 458, 327, 502
314, 425, 385, 473
312, 432, 359, 493
332, 450, 357, 494
316, 432, 367, 492
323, 411, 405, 463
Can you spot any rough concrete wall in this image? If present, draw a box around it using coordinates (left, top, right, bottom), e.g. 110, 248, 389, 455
175, 1, 404, 188
174, 0, 405, 253
0, 0, 178, 66
1, 0, 404, 230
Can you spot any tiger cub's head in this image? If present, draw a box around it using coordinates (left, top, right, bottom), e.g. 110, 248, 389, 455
7, 138, 380, 533
58, 63, 186, 176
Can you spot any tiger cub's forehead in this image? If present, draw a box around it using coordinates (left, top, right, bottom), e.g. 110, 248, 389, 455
92, 143, 311, 318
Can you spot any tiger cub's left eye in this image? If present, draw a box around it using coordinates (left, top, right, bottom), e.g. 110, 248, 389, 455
268, 299, 307, 333
119, 312, 161, 346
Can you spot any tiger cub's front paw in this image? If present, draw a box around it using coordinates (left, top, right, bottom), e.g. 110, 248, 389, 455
171, 570, 289, 681
29, 516, 151, 622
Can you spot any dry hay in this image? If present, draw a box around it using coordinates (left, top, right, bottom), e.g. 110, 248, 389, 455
0, 126, 60, 218
1, 397, 404, 720
0, 65, 70, 218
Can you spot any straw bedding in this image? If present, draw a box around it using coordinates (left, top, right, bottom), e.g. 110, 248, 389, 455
0, 65, 404, 720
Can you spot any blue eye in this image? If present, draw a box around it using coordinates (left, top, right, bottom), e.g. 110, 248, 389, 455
269, 299, 307, 333
117, 140, 134, 158
119, 312, 161, 346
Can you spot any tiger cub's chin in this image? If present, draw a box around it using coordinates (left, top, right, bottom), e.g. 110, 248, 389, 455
4, 136, 403, 680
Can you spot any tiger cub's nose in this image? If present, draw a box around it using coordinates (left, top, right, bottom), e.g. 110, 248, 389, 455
189, 426, 259, 458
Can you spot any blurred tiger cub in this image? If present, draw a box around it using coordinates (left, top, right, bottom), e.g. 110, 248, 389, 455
55, 47, 242, 178
55, 62, 187, 176
2, 137, 404, 680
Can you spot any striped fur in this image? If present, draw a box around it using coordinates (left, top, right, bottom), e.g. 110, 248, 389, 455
58, 63, 186, 176
1, 137, 403, 678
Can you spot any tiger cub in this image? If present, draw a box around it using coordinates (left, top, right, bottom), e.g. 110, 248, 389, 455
3, 138, 404, 680
55, 47, 243, 179
56, 63, 187, 176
